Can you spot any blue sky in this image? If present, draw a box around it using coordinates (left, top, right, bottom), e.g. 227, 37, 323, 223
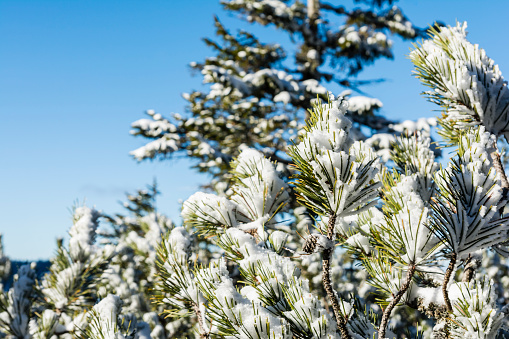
1, 0, 509, 260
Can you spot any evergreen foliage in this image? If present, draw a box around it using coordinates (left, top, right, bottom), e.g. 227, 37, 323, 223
3, 2, 509, 339
129, 0, 437, 191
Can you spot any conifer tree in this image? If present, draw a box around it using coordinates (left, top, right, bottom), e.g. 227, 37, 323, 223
127, 2, 443, 336
130, 0, 438, 191
147, 22, 509, 339
99, 184, 184, 338
3, 5, 509, 339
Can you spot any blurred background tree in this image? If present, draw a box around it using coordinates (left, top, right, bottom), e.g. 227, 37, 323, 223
130, 0, 438, 193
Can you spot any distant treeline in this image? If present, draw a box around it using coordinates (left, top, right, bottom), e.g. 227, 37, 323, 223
2, 260, 51, 291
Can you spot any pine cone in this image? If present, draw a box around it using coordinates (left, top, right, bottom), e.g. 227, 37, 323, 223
303, 234, 319, 254
302, 234, 334, 254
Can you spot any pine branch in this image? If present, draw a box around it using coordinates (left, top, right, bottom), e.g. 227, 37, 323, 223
461, 254, 475, 283
491, 148, 509, 189
193, 304, 210, 339
443, 252, 457, 313
378, 262, 416, 339
320, 3, 346, 15
322, 212, 351, 339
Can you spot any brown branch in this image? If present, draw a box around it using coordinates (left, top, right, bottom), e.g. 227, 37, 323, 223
322, 212, 351, 339
491, 148, 509, 189
461, 254, 476, 283
443, 252, 457, 313
193, 304, 210, 339
320, 3, 346, 15
244, 228, 260, 242
378, 263, 416, 339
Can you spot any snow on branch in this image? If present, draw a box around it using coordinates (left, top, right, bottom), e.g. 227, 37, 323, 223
182, 148, 290, 241
430, 127, 508, 259
130, 110, 181, 161
290, 97, 381, 217
39, 205, 114, 330
411, 22, 509, 144
85, 294, 141, 339
0, 264, 36, 338
449, 277, 507, 338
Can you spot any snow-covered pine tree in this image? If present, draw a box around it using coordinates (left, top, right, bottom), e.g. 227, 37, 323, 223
30, 206, 115, 338
0, 264, 36, 338
3, 14, 509, 339
0, 206, 114, 338
148, 22, 509, 339
129, 0, 438, 191
98, 184, 185, 338
0, 186, 193, 339
128, 2, 441, 334
99, 184, 169, 318
0, 198, 176, 338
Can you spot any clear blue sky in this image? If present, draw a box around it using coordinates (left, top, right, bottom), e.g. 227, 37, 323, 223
1, 0, 509, 260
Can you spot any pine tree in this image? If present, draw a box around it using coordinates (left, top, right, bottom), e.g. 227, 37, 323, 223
3, 7, 509, 339
99, 184, 187, 338
0, 198, 172, 339
129, 0, 438, 191
127, 4, 442, 333
148, 22, 509, 339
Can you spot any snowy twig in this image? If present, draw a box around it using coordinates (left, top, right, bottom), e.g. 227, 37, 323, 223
491, 147, 509, 190
193, 304, 210, 339
322, 212, 351, 339
378, 262, 416, 339
461, 254, 475, 283
443, 252, 457, 313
